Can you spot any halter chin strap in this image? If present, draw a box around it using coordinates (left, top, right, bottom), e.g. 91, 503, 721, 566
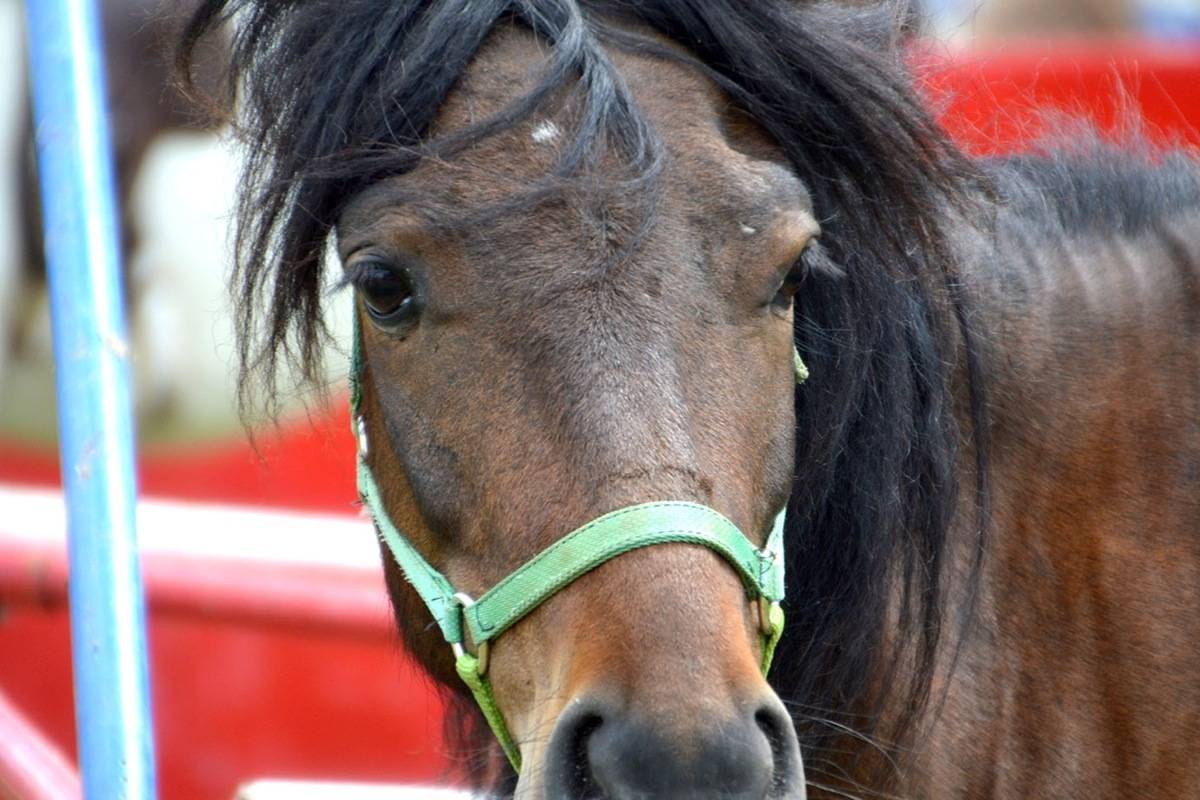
351, 313, 806, 770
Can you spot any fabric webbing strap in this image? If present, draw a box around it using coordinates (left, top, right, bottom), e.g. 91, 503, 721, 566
359, 465, 786, 646
455, 652, 522, 768
463, 501, 784, 644
358, 462, 464, 643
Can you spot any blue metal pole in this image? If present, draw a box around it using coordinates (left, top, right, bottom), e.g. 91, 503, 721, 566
24, 2, 157, 799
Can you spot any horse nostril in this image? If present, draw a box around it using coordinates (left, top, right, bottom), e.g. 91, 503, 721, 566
756, 698, 806, 797
545, 701, 607, 799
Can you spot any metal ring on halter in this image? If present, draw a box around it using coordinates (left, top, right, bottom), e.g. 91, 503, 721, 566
355, 416, 370, 457
453, 592, 491, 676
757, 596, 775, 636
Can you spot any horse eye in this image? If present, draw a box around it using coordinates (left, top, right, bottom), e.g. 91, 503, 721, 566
772, 242, 815, 309
355, 261, 421, 330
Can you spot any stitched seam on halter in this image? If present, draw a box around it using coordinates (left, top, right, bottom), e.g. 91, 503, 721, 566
467, 528, 772, 638
471, 503, 755, 596
544, 502, 739, 543
474, 511, 737, 587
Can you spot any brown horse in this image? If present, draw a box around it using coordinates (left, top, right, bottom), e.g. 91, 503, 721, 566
180, 1, 1200, 797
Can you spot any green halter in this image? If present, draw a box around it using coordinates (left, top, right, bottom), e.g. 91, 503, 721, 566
351, 314, 807, 770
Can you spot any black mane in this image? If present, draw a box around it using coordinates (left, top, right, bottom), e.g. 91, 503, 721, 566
180, 0, 992, 792
988, 142, 1200, 240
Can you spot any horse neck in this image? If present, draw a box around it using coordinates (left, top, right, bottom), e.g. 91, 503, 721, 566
981, 207, 1200, 521
913, 206, 1200, 796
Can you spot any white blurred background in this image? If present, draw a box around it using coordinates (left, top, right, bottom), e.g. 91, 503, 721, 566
0, 0, 353, 450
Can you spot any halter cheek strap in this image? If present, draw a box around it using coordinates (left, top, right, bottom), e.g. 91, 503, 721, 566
351, 313, 806, 770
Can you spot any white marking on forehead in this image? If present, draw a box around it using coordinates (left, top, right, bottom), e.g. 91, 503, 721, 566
740, 224, 758, 236
531, 120, 562, 144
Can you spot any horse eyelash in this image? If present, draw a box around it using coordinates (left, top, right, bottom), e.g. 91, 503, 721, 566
329, 260, 389, 296
802, 239, 846, 281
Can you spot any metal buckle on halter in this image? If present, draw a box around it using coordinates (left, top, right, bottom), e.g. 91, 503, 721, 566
355, 415, 370, 457
754, 545, 778, 635
756, 596, 776, 636
451, 592, 491, 677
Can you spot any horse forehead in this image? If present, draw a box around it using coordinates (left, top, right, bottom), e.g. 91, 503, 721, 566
443, 21, 724, 120
428, 22, 762, 198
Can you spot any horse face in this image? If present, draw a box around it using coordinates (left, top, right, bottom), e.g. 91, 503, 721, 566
339, 24, 811, 798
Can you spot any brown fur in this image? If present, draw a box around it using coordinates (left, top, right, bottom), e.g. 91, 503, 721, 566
915, 215, 1200, 797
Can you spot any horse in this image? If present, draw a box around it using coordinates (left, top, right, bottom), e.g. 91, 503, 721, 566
970, 0, 1136, 40
178, 1, 1200, 797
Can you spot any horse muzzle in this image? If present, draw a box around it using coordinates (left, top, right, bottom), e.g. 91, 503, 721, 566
537, 688, 806, 799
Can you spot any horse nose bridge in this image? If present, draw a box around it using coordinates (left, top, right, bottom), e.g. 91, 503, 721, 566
535, 349, 705, 493
546, 540, 767, 698
513, 287, 699, 455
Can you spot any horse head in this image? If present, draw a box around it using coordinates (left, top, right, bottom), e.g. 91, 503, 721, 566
180, 1, 984, 796
345, 24, 812, 796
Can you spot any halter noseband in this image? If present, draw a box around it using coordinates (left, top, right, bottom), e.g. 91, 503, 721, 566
351, 314, 807, 770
